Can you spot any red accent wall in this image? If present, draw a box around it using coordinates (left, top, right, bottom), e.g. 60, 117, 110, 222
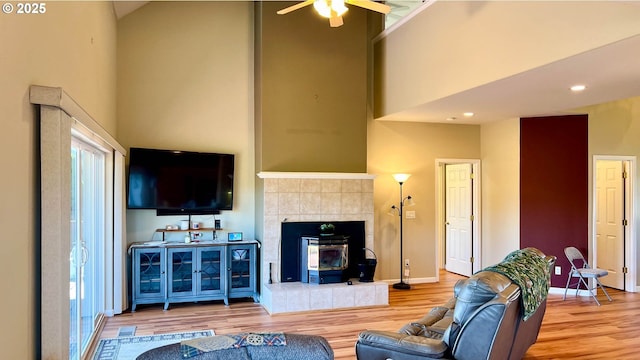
520, 115, 588, 287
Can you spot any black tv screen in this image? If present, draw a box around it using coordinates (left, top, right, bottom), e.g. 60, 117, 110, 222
127, 147, 234, 214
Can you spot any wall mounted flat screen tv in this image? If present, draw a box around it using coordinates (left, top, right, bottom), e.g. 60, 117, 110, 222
127, 147, 234, 215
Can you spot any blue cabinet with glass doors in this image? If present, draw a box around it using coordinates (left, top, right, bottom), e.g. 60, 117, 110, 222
130, 241, 258, 311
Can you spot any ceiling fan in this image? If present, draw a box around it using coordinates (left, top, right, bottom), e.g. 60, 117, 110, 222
277, 0, 391, 28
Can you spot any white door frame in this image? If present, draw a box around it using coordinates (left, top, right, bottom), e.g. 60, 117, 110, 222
436, 159, 481, 281
592, 155, 637, 292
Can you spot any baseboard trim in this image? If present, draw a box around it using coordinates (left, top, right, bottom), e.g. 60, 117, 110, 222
550, 286, 592, 297
382, 277, 438, 285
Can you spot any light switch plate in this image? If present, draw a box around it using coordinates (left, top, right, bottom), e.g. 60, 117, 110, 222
406, 210, 416, 219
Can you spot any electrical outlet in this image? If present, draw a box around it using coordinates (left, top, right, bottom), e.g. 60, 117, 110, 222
405, 259, 410, 267
554, 266, 561, 275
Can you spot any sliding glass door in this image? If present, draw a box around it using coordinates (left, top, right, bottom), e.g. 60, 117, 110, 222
70, 139, 106, 359
34, 86, 126, 359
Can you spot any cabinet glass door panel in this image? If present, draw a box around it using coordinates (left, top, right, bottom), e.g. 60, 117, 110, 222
198, 248, 223, 294
169, 249, 195, 296
138, 250, 163, 295
230, 246, 252, 290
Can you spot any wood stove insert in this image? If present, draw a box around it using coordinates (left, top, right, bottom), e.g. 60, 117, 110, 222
301, 235, 349, 284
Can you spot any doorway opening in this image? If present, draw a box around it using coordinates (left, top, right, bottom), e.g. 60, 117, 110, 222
592, 155, 637, 292
436, 159, 481, 280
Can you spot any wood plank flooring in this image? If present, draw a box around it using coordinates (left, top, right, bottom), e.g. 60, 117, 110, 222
100, 271, 640, 359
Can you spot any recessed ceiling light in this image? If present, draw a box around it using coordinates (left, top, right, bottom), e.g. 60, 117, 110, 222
463, 112, 474, 117
570, 84, 587, 92
446, 117, 457, 121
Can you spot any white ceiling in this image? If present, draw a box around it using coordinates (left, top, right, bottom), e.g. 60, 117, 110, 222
377, 33, 640, 124
113, 1, 640, 125
112, 1, 147, 19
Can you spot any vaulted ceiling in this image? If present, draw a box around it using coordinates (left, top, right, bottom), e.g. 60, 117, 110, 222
113, 1, 640, 124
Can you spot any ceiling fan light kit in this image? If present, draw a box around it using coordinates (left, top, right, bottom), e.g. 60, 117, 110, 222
277, 0, 391, 28
314, 0, 348, 18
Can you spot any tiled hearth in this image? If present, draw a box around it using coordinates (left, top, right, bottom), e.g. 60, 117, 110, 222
257, 172, 388, 314
261, 280, 388, 314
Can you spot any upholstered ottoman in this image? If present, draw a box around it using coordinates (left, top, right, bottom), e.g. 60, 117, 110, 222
136, 333, 334, 360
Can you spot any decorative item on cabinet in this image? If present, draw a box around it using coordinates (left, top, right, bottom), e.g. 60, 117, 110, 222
155, 227, 219, 242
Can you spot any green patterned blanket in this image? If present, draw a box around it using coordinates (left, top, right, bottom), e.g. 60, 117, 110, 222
483, 248, 551, 321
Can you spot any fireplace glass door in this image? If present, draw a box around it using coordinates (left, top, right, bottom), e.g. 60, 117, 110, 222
308, 244, 349, 271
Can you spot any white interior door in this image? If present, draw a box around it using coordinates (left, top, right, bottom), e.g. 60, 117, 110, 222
595, 160, 625, 290
445, 163, 473, 276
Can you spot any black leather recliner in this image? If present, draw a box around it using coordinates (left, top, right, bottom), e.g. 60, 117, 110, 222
355, 248, 556, 360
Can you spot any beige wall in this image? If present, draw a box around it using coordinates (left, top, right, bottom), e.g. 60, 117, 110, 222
375, 1, 640, 118
256, 2, 378, 173
367, 121, 481, 281
0, 2, 117, 357
117, 2, 256, 242
585, 96, 640, 286
587, 97, 640, 155
480, 118, 521, 266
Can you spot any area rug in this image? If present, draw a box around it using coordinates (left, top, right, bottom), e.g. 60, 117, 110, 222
93, 330, 215, 360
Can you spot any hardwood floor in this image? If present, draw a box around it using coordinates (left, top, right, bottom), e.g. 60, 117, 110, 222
100, 271, 640, 359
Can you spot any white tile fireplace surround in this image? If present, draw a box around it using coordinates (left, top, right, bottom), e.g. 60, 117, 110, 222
257, 172, 388, 314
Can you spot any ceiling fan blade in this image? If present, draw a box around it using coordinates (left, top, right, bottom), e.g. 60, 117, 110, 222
346, 0, 391, 14
329, 14, 344, 27
277, 0, 315, 15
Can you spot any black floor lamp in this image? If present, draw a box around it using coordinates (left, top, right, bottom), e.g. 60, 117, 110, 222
391, 173, 413, 290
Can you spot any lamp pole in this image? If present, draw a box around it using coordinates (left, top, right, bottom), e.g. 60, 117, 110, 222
392, 174, 411, 290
